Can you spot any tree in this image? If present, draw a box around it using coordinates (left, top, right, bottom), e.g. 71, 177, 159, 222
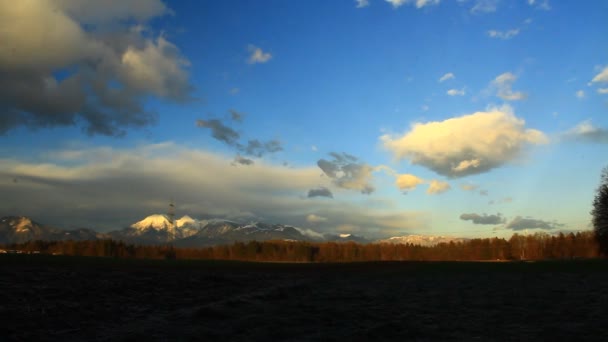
592, 166, 608, 256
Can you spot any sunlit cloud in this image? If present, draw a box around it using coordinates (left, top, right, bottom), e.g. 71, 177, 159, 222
447, 88, 465, 96
575, 90, 585, 99
317, 152, 375, 194
591, 65, 608, 83
385, 0, 440, 9
597, 88, 608, 94
487, 29, 520, 40
396, 174, 425, 193
355, 0, 369, 8
381, 105, 547, 177
491, 72, 527, 101
306, 214, 328, 223
427, 180, 450, 194
247, 45, 272, 64
562, 120, 608, 144
0, 0, 191, 136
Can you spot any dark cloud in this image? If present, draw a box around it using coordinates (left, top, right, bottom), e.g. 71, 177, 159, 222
240, 139, 283, 157
505, 216, 562, 231
229, 109, 243, 122
460, 213, 505, 225
0, 1, 191, 136
232, 155, 254, 166
317, 152, 375, 194
196, 119, 240, 146
307, 187, 334, 198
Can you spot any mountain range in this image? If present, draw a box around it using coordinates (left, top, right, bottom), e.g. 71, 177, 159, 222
0, 215, 467, 247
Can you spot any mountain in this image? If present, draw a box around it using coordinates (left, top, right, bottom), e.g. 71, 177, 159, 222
378, 235, 469, 247
0, 216, 104, 244
323, 233, 370, 244
108, 214, 200, 244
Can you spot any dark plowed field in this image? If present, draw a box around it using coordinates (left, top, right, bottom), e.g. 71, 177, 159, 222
1, 255, 607, 341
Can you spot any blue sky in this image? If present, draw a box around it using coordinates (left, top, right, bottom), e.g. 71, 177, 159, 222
0, 0, 607, 238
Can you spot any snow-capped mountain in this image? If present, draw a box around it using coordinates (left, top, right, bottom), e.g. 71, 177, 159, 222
0, 216, 104, 244
378, 235, 468, 247
323, 233, 370, 244
108, 214, 201, 244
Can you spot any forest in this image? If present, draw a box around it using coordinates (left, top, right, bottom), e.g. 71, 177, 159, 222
3, 231, 600, 262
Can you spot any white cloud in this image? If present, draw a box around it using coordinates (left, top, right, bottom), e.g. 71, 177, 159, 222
421, 105, 430, 111
396, 174, 425, 192
439, 72, 455, 82
356, 0, 369, 7
471, 0, 499, 13
487, 29, 520, 40
311, 145, 318, 152
575, 90, 585, 99
447, 88, 465, 96
385, 0, 440, 8
247, 45, 272, 64
381, 105, 548, 177
528, 0, 551, 10
306, 214, 328, 223
598, 88, 608, 94
591, 66, 608, 83
427, 180, 451, 194
492, 72, 527, 101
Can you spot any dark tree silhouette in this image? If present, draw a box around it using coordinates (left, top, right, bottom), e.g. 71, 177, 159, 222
592, 166, 608, 256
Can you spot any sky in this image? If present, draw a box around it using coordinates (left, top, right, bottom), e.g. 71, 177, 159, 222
0, 0, 607, 239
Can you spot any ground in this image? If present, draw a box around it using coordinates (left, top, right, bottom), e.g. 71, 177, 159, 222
1, 255, 607, 341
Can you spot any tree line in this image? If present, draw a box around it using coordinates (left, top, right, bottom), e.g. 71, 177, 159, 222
2, 231, 600, 262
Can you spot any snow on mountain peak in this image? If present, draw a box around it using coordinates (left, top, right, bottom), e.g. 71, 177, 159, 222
14, 216, 33, 232
339, 233, 352, 238
176, 215, 196, 228
131, 214, 171, 231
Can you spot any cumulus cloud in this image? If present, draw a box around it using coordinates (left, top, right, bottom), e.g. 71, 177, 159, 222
460, 213, 506, 225
427, 180, 450, 194
307, 187, 334, 198
396, 174, 425, 192
306, 214, 328, 223
591, 66, 608, 83
0, 143, 427, 237
381, 105, 548, 178
317, 153, 375, 194
355, 0, 369, 8
438, 73, 455, 82
575, 90, 585, 99
505, 216, 561, 230
447, 88, 465, 96
196, 119, 240, 146
0, 0, 192, 136
247, 45, 272, 64
487, 29, 520, 40
385, 0, 440, 9
471, 0, 499, 13
492, 72, 527, 101
562, 121, 608, 144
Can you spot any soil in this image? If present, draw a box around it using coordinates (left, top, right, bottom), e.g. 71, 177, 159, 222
1, 256, 607, 341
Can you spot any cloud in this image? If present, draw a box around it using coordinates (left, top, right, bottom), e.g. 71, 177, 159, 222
479, 190, 488, 196
460, 183, 479, 191
381, 105, 548, 177
562, 121, 608, 144
233, 155, 254, 166
311, 145, 318, 152
487, 29, 520, 40
307, 187, 334, 198
489, 197, 512, 204
355, 0, 369, 8
492, 72, 527, 101
229, 87, 240, 95
196, 119, 240, 146
447, 88, 465, 96
460, 213, 505, 225
306, 214, 328, 223
240, 139, 283, 157
317, 152, 375, 194
0, 143, 428, 237
575, 90, 585, 99
385, 0, 440, 9
528, 0, 551, 10
427, 180, 450, 194
505, 216, 561, 231
597, 88, 608, 94
591, 66, 608, 83
247, 45, 272, 64
229, 109, 243, 122
396, 174, 425, 192
0, 0, 192, 136
438, 73, 455, 82
471, 0, 499, 13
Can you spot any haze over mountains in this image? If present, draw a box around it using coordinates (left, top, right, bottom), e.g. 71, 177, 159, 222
0, 215, 466, 247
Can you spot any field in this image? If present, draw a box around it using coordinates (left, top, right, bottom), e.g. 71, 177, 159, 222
2, 255, 607, 341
